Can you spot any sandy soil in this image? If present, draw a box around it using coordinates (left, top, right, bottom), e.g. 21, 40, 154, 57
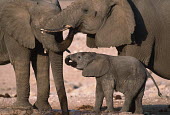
0, 1, 170, 115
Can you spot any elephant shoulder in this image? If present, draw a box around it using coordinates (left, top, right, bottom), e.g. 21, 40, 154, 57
0, 0, 35, 49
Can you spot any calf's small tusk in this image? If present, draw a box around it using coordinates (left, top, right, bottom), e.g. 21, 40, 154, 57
41, 29, 44, 33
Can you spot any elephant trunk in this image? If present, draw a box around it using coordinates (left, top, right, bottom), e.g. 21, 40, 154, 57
49, 51, 69, 115
65, 55, 71, 65
44, 1, 83, 29
65, 55, 77, 67
41, 1, 84, 52
55, 29, 75, 52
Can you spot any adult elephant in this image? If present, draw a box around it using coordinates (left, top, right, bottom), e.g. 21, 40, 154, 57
0, 0, 73, 114
42, 0, 170, 79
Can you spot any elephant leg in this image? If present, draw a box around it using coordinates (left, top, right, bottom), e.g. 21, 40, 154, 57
102, 81, 114, 112
129, 99, 135, 113
121, 95, 133, 112
12, 60, 32, 109
4, 36, 32, 109
121, 87, 139, 113
31, 53, 52, 111
104, 89, 114, 112
94, 79, 104, 112
134, 88, 144, 114
49, 51, 68, 115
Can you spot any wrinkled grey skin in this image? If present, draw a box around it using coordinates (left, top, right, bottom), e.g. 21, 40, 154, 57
43, 0, 170, 80
65, 52, 161, 113
0, 0, 73, 114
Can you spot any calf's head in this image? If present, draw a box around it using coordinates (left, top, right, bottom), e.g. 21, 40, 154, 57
65, 52, 110, 77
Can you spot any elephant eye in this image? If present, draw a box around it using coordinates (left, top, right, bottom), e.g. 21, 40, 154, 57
77, 56, 81, 59
94, 11, 97, 17
82, 8, 88, 14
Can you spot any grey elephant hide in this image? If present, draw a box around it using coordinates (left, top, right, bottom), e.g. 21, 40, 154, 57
65, 52, 161, 114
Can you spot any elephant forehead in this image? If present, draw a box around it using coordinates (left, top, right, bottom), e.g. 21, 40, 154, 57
91, 0, 106, 11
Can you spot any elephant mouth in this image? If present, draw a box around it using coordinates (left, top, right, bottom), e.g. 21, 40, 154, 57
79, 24, 97, 34
75, 66, 83, 70
65, 57, 77, 67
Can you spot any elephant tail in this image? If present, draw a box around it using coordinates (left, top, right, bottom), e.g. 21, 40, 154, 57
146, 71, 162, 97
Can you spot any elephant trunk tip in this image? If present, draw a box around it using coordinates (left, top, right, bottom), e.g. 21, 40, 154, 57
65, 56, 77, 67
65, 55, 71, 65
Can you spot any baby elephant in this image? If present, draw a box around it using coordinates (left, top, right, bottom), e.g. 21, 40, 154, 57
65, 52, 161, 114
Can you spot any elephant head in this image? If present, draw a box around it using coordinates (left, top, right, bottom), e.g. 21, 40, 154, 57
41, 0, 135, 49
65, 52, 110, 77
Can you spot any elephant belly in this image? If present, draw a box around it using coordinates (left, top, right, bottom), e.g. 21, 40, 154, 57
0, 48, 10, 65
153, 59, 170, 80
0, 55, 10, 65
0, 38, 10, 65
153, 36, 170, 79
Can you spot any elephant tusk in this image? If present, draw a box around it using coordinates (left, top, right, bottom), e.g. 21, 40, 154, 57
44, 49, 48, 54
40, 25, 72, 33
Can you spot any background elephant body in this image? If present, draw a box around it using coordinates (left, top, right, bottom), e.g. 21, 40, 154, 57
0, 0, 71, 114
65, 52, 161, 113
116, 0, 170, 79
42, 0, 170, 80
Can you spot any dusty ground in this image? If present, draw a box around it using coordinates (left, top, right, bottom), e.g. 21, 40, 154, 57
1, 0, 170, 115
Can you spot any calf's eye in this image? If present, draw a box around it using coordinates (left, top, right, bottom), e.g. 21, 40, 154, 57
82, 8, 88, 14
94, 11, 97, 17
77, 56, 81, 59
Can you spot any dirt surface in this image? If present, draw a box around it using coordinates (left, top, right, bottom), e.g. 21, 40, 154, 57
1, 1, 170, 115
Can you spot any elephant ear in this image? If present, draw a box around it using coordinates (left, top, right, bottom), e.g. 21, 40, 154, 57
82, 55, 110, 77
95, 0, 135, 47
0, 2, 35, 49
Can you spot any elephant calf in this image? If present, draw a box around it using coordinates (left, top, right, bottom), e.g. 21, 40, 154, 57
65, 52, 161, 114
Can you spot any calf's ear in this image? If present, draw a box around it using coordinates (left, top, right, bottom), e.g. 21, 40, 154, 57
82, 56, 110, 77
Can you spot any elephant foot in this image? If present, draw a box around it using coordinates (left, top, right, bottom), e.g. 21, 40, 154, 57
12, 101, 32, 110
93, 108, 101, 113
105, 108, 116, 113
33, 101, 52, 112
134, 109, 143, 114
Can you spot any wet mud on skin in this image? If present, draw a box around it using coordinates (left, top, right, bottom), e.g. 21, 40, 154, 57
1, 0, 170, 115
